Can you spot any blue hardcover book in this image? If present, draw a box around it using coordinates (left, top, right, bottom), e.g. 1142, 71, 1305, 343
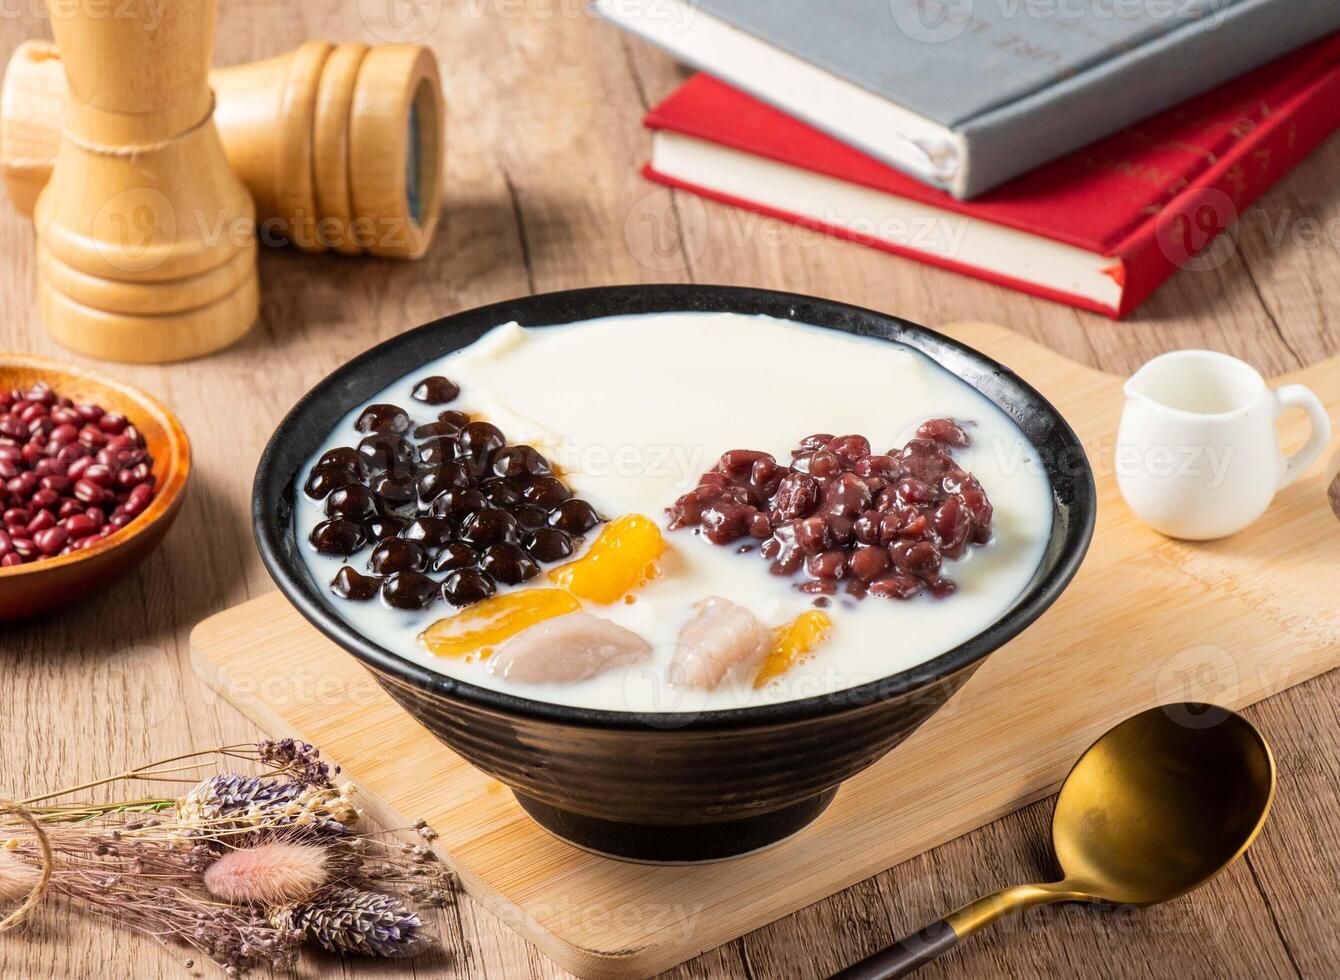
595, 0, 1340, 198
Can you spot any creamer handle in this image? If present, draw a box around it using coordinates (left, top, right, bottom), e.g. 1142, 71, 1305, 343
1273, 384, 1332, 489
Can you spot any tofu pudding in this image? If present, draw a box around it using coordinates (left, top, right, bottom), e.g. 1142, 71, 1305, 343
296, 312, 1053, 713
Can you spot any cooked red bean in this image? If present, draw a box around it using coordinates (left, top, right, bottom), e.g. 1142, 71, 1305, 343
916, 417, 971, 448
668, 420, 991, 601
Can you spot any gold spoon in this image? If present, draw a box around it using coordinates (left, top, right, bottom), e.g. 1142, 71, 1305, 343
831, 703, 1276, 979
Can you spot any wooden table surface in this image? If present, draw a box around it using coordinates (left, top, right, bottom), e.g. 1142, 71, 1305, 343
2, 4, 1338, 979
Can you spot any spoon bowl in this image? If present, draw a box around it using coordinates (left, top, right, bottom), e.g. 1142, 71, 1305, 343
1052, 703, 1275, 907
833, 703, 1276, 978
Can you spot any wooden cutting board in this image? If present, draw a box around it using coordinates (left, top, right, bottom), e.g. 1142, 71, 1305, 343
190, 321, 1340, 980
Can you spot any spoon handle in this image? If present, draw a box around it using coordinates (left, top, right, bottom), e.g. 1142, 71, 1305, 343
828, 919, 957, 979
829, 883, 1070, 979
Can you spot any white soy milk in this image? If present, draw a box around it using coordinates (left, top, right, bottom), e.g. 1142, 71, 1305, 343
297, 312, 1054, 712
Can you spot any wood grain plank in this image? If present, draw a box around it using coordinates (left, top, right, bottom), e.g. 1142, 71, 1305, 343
1, 4, 1338, 979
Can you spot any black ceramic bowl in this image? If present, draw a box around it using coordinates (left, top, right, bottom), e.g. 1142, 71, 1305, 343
254, 285, 1096, 862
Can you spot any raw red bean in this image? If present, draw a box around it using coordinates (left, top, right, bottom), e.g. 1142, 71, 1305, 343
117, 463, 150, 488
8, 472, 37, 499
64, 513, 99, 538
60, 444, 90, 467
0, 380, 157, 566
120, 489, 151, 517
74, 479, 106, 505
82, 463, 114, 487
18, 403, 46, 425
34, 526, 67, 555
27, 510, 56, 533
98, 412, 128, 434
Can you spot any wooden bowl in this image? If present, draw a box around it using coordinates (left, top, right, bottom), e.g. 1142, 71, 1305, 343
0, 355, 190, 621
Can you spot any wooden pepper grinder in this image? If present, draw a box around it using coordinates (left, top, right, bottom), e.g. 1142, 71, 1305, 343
5, 39, 444, 260
35, 0, 258, 363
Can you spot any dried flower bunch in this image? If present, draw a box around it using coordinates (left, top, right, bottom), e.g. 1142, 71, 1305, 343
0, 739, 452, 977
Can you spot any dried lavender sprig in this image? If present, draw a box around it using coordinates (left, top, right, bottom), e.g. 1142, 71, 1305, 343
275, 885, 434, 958
19, 742, 338, 812
18, 746, 257, 806
3, 832, 300, 976
255, 739, 340, 788
176, 775, 361, 837
4, 741, 449, 974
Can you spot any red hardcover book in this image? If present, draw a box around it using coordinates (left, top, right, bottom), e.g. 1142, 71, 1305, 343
642, 36, 1340, 318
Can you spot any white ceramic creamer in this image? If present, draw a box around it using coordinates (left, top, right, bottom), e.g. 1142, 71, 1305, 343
1117, 350, 1331, 540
